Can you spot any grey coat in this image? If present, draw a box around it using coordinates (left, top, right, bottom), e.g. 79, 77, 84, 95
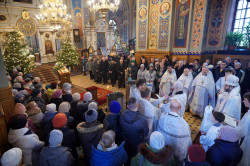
86, 61, 94, 71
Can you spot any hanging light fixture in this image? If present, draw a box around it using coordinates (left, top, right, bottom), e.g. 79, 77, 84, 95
88, 0, 120, 18
36, 0, 72, 29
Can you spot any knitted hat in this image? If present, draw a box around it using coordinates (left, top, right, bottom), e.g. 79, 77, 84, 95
1, 148, 22, 166
11, 89, 18, 96
188, 145, 206, 162
219, 125, 240, 142
85, 109, 98, 123
30, 89, 41, 98
149, 131, 165, 150
140, 64, 145, 68
51, 89, 62, 99
34, 83, 43, 89
10, 117, 27, 129
15, 93, 24, 103
88, 102, 98, 111
109, 101, 121, 114
84, 92, 92, 102
46, 103, 56, 112
212, 111, 225, 123
14, 103, 26, 115
149, 63, 154, 67
63, 82, 71, 90
18, 90, 29, 96
49, 129, 63, 147
13, 82, 21, 89
225, 75, 239, 87
58, 102, 71, 113
72, 93, 81, 101
52, 113, 67, 128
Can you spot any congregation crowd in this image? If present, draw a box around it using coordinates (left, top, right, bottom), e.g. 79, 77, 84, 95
1, 54, 250, 166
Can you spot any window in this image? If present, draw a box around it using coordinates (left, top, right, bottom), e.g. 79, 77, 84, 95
233, 0, 250, 33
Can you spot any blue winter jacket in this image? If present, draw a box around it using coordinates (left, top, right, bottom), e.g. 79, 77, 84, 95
90, 141, 128, 166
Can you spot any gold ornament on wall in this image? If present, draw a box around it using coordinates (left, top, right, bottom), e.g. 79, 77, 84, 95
17, 10, 37, 36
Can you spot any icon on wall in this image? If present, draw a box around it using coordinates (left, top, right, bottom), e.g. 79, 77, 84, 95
160, 2, 170, 15
139, 7, 147, 19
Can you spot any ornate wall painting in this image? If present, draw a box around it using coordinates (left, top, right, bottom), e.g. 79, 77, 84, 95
206, 0, 228, 47
149, 0, 160, 49
191, 0, 205, 48
97, 32, 106, 50
160, 2, 170, 15
139, 7, 147, 19
138, 0, 148, 50
158, 15, 170, 49
138, 20, 147, 49
72, 0, 84, 49
174, 0, 190, 48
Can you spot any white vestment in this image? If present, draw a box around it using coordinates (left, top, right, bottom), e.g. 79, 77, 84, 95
238, 111, 250, 166
140, 98, 161, 137
200, 123, 222, 151
215, 76, 226, 93
159, 70, 177, 96
178, 72, 193, 96
215, 86, 241, 120
157, 112, 192, 165
129, 86, 141, 100
200, 105, 213, 132
188, 72, 215, 118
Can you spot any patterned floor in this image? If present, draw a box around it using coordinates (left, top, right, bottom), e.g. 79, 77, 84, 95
71, 74, 201, 140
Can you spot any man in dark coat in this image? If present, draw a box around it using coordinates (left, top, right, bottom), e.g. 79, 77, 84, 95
128, 61, 138, 80
100, 56, 109, 85
206, 125, 243, 166
120, 97, 149, 164
108, 58, 117, 87
213, 60, 227, 82
96, 60, 102, 83
175, 60, 185, 79
116, 59, 126, 88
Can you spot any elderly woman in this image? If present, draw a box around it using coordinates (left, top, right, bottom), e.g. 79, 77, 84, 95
137, 64, 147, 80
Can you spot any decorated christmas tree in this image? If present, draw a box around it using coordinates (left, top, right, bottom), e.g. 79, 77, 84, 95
3, 32, 34, 74
56, 39, 79, 68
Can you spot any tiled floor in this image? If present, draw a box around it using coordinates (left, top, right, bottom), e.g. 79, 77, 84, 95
71, 74, 201, 140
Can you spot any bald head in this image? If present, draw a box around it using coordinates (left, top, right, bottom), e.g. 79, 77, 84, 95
170, 99, 181, 113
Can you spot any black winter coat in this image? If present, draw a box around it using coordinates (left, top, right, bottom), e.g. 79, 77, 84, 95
117, 63, 126, 76
77, 121, 104, 166
119, 110, 149, 159
206, 139, 243, 166
213, 67, 225, 82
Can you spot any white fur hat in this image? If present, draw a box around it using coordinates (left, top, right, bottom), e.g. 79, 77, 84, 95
58, 102, 71, 113
225, 75, 239, 87
150, 131, 165, 150
46, 103, 57, 112
84, 92, 92, 102
72, 93, 81, 101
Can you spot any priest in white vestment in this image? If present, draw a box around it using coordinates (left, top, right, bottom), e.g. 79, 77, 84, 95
159, 65, 177, 96
177, 68, 193, 96
140, 88, 162, 138
189, 66, 215, 118
238, 92, 250, 166
157, 100, 192, 166
200, 105, 214, 133
200, 111, 225, 151
215, 75, 241, 120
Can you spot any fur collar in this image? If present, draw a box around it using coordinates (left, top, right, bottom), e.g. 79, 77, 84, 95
77, 122, 103, 134
139, 143, 173, 165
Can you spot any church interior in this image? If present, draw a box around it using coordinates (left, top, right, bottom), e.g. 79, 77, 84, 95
0, 0, 250, 165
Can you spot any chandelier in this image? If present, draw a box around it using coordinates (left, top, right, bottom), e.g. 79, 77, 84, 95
88, 0, 120, 18
36, 0, 72, 29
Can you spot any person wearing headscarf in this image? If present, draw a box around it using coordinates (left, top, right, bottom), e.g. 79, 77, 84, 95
131, 131, 175, 166
90, 130, 128, 166
206, 125, 243, 166
40, 130, 76, 166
